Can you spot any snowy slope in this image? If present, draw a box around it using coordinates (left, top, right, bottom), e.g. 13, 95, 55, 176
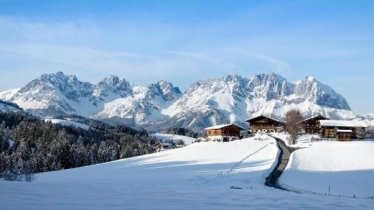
45, 118, 90, 130
1, 137, 373, 210
271, 133, 321, 148
0, 72, 357, 131
0, 99, 22, 112
358, 114, 374, 128
279, 141, 374, 198
150, 133, 196, 145
92, 82, 181, 125
0, 88, 20, 101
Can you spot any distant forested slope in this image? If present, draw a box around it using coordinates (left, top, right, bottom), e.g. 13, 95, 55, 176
0, 111, 156, 181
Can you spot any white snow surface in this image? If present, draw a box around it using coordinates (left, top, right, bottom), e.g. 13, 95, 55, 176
272, 133, 321, 148
1, 138, 373, 209
150, 133, 196, 145
280, 140, 374, 198
320, 120, 368, 128
0, 88, 20, 101
45, 118, 90, 130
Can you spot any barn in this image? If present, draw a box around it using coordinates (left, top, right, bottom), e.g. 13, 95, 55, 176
246, 115, 285, 133
205, 124, 245, 142
320, 120, 368, 141
299, 115, 329, 134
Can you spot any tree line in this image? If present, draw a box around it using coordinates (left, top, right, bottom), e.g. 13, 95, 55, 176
161, 127, 198, 138
0, 99, 21, 110
0, 111, 156, 181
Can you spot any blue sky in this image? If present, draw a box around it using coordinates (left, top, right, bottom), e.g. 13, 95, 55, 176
0, 0, 373, 113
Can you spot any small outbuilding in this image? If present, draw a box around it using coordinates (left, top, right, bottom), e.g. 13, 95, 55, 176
205, 124, 245, 142
246, 115, 285, 133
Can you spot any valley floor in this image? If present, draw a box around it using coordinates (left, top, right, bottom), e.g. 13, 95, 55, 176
1, 137, 374, 210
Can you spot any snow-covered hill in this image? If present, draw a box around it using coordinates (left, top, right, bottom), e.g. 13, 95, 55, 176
280, 141, 374, 198
0, 88, 20, 101
150, 133, 196, 145
357, 114, 374, 128
1, 137, 372, 209
0, 72, 357, 131
0, 99, 22, 112
45, 118, 90, 130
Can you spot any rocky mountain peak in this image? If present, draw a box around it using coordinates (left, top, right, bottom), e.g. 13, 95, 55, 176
18, 72, 93, 101
155, 80, 181, 94
39, 72, 79, 85
223, 74, 245, 83
293, 76, 351, 110
144, 80, 182, 104
93, 75, 132, 98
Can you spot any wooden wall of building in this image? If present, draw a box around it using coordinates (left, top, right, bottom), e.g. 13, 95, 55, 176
337, 132, 351, 141
248, 116, 284, 133
321, 126, 366, 140
300, 116, 328, 134
206, 125, 242, 137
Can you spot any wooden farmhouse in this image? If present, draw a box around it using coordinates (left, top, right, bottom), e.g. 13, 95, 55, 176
205, 124, 244, 142
320, 120, 368, 141
247, 115, 285, 133
298, 115, 329, 134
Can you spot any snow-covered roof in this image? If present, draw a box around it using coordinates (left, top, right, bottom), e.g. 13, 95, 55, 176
299, 115, 328, 123
246, 115, 285, 123
205, 124, 245, 130
320, 120, 368, 128
336, 129, 353, 133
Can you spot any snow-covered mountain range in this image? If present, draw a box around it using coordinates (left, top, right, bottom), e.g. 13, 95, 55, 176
0, 72, 358, 131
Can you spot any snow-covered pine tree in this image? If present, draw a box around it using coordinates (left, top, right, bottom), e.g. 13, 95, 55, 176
15, 139, 35, 181
0, 121, 9, 152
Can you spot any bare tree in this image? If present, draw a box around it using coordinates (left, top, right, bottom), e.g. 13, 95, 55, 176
285, 109, 303, 144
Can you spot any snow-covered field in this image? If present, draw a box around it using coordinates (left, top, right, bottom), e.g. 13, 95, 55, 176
280, 141, 374, 198
150, 133, 196, 145
271, 132, 319, 148
1, 137, 373, 209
